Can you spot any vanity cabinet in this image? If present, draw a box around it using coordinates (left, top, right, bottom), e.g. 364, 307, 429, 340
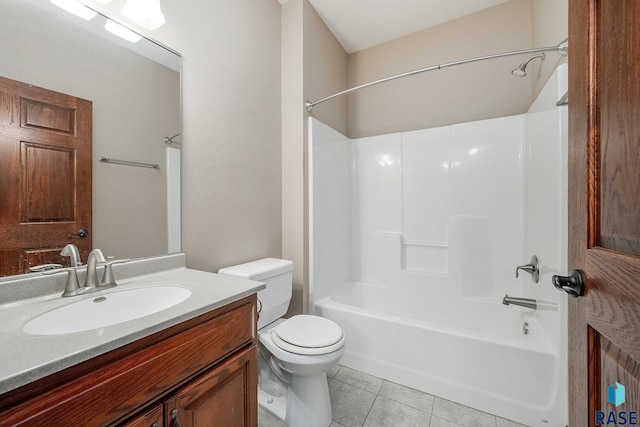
121, 346, 255, 427
0, 296, 258, 427
123, 405, 163, 427
163, 346, 254, 427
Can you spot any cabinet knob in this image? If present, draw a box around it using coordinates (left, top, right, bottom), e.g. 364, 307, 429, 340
170, 409, 181, 427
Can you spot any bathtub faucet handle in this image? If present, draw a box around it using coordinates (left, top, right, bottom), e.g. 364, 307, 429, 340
515, 255, 540, 283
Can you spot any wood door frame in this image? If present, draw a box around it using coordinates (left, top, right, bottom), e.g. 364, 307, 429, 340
568, 0, 592, 423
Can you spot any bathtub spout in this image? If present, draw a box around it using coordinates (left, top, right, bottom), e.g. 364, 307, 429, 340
502, 295, 537, 310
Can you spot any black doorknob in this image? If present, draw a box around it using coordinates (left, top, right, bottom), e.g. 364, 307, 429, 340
552, 269, 586, 297
68, 228, 89, 238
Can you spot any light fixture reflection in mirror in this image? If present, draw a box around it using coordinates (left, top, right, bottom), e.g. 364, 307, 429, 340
122, 0, 166, 30
50, 0, 97, 20
104, 19, 143, 42
0, 0, 181, 278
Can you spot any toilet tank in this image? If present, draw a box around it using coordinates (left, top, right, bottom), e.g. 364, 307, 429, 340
218, 258, 293, 329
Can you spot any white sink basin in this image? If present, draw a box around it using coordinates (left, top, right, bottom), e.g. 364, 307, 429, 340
23, 286, 192, 335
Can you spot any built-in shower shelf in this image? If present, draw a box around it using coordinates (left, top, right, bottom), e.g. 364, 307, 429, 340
401, 240, 449, 275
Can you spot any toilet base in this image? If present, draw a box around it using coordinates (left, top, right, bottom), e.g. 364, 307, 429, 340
258, 386, 287, 422
285, 372, 332, 427
257, 373, 333, 427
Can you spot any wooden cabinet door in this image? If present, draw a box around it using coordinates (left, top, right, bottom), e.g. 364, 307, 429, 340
0, 76, 92, 276
165, 346, 257, 427
121, 404, 163, 427
568, 0, 640, 425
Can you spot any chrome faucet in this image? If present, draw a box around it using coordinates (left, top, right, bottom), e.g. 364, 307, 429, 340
101, 258, 130, 287
84, 249, 128, 289
84, 248, 106, 288
40, 248, 128, 297
60, 244, 82, 267
515, 255, 540, 283
502, 295, 537, 310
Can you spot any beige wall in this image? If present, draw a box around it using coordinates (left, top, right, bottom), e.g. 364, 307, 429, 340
532, 0, 568, 97
164, 0, 283, 273
281, 0, 305, 315
347, 0, 534, 138
89, 0, 284, 273
302, 2, 349, 136
343, 0, 568, 138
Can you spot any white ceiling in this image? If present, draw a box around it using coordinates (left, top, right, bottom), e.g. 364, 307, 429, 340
306, 0, 510, 53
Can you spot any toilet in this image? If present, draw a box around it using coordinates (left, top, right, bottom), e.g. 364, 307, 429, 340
218, 258, 345, 427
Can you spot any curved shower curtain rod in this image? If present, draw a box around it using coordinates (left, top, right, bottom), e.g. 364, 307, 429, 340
304, 38, 568, 112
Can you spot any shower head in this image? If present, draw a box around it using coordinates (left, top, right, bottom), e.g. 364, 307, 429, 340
511, 65, 527, 78
511, 52, 546, 77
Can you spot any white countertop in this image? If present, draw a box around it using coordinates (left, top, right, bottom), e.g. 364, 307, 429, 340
0, 254, 264, 395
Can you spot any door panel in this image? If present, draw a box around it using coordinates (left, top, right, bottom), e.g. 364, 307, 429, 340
0, 76, 92, 275
20, 97, 77, 134
164, 346, 258, 427
21, 142, 75, 221
569, 0, 640, 425
600, 338, 640, 415
597, 0, 640, 256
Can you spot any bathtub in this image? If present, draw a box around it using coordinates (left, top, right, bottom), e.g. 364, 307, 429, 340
314, 281, 565, 427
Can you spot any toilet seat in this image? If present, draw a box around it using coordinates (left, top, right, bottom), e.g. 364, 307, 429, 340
272, 315, 344, 355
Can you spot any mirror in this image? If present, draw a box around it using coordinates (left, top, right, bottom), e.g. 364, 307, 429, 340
0, 0, 181, 277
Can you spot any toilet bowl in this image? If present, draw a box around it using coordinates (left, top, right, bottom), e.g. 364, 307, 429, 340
259, 317, 345, 427
218, 258, 345, 427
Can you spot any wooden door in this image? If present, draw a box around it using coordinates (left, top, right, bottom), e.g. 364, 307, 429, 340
568, 0, 640, 425
0, 76, 92, 276
165, 346, 258, 427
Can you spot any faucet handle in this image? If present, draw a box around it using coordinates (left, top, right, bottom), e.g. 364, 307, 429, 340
100, 258, 130, 287
515, 264, 534, 277
29, 263, 63, 272
515, 255, 540, 283
43, 267, 86, 297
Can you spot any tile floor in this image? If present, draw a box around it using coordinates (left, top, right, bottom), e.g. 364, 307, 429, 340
258, 365, 529, 427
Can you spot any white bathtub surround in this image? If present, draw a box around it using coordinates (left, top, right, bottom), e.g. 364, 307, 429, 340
308, 65, 568, 427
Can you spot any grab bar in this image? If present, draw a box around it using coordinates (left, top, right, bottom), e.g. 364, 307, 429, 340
99, 156, 160, 170
502, 295, 537, 310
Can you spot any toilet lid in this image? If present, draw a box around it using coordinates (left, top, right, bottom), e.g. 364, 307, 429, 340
272, 315, 344, 355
